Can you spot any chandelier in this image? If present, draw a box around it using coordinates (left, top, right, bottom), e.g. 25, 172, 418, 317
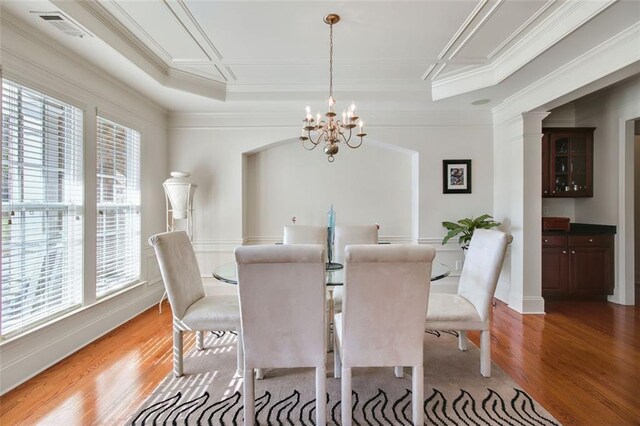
299, 14, 366, 163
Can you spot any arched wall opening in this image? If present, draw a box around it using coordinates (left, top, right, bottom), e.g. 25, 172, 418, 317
241, 137, 418, 243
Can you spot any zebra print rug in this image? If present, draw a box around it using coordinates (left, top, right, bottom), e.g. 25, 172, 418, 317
130, 331, 560, 425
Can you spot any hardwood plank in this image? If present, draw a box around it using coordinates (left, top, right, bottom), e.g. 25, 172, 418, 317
469, 300, 640, 425
1, 299, 639, 425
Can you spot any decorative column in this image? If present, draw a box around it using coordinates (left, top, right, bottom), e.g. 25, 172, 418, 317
493, 111, 549, 314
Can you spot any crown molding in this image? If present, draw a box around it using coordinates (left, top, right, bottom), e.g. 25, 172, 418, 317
447, 0, 504, 61
492, 21, 640, 124
0, 13, 167, 123
437, 0, 488, 61
165, 68, 227, 101
51, 0, 227, 101
168, 109, 492, 129
51, 0, 168, 77
486, 0, 557, 60
431, 0, 616, 100
225, 82, 430, 94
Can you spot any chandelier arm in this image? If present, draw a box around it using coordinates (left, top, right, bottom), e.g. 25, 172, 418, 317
301, 131, 320, 150
344, 126, 363, 148
308, 129, 323, 145
339, 128, 350, 144
346, 136, 363, 149
345, 125, 353, 143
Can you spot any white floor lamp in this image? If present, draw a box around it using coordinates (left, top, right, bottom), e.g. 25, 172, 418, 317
159, 171, 197, 312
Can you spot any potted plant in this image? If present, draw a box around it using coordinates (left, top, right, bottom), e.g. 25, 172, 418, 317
442, 214, 501, 251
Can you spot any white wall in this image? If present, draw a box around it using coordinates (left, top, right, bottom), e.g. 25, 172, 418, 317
168, 110, 494, 294
245, 140, 413, 240
635, 131, 640, 287
572, 76, 640, 304
0, 14, 168, 394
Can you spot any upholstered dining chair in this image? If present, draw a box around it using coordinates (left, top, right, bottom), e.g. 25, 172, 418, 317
332, 224, 379, 313
283, 224, 328, 257
148, 231, 242, 377
334, 244, 435, 426
283, 224, 332, 348
235, 244, 327, 426
424, 229, 511, 377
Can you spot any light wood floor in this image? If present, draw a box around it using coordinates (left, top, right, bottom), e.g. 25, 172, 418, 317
1, 299, 638, 425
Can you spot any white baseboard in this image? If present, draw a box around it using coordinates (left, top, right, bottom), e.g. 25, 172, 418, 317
0, 284, 165, 395
508, 296, 546, 314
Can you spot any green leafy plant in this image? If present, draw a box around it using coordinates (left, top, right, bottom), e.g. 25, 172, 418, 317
442, 214, 500, 248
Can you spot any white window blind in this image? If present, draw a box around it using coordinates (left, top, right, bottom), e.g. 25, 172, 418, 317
96, 116, 140, 297
1, 79, 84, 336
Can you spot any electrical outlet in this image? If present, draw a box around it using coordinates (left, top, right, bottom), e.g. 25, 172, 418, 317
543, 206, 549, 216
455, 260, 463, 271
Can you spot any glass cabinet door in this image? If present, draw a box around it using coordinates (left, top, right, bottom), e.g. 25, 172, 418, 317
569, 136, 588, 195
550, 136, 570, 195
543, 128, 594, 198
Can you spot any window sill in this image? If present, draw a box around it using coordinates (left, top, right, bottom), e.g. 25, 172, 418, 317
0, 280, 148, 347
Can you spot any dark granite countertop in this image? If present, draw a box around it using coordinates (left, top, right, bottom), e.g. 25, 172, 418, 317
543, 222, 617, 236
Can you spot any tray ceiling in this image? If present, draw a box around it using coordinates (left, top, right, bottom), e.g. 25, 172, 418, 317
2, 0, 637, 111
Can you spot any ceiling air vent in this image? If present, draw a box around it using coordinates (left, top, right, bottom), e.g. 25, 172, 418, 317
33, 12, 91, 38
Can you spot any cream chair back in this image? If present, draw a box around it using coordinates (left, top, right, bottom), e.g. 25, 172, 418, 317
341, 244, 435, 367
334, 225, 378, 263
236, 244, 327, 425
457, 229, 510, 322
235, 244, 326, 368
148, 231, 205, 319
283, 225, 328, 258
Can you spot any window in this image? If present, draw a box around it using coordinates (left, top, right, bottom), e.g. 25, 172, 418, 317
1, 79, 84, 336
96, 116, 140, 297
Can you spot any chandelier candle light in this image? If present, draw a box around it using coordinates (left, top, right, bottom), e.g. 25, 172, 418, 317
299, 14, 366, 162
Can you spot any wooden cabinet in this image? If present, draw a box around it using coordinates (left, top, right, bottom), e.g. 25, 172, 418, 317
542, 128, 594, 198
542, 234, 614, 298
541, 236, 568, 296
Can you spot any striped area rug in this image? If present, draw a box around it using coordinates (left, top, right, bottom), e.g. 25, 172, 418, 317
130, 331, 560, 425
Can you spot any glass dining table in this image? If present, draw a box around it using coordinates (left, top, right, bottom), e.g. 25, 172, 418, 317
212, 260, 450, 356
212, 261, 451, 285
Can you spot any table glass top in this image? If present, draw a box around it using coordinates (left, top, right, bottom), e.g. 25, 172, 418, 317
212, 261, 450, 285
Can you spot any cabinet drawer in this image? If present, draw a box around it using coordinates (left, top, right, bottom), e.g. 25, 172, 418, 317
569, 235, 611, 247
542, 236, 567, 247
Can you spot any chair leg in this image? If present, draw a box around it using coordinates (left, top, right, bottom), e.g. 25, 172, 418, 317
196, 330, 204, 351
412, 365, 424, 426
158, 290, 167, 314
236, 329, 244, 377
316, 366, 326, 425
173, 326, 183, 377
333, 332, 341, 379
458, 330, 468, 351
243, 364, 255, 426
480, 330, 491, 377
327, 288, 334, 352
394, 366, 404, 378
341, 367, 352, 426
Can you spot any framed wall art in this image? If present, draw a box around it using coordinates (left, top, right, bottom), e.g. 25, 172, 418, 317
443, 159, 472, 194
